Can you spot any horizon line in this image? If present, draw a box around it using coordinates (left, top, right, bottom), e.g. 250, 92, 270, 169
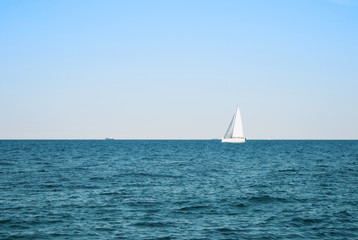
1, 138, 358, 141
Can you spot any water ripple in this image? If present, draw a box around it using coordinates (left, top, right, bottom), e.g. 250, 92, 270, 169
0, 140, 358, 239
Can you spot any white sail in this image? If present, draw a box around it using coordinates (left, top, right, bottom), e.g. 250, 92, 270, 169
223, 114, 235, 139
232, 107, 244, 138
222, 106, 246, 143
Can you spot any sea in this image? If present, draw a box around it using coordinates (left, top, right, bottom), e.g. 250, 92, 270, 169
1, 140, 357, 239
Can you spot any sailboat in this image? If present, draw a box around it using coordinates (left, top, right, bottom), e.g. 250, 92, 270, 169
222, 106, 246, 143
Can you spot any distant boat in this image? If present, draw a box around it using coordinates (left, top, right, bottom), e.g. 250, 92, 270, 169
105, 137, 114, 140
222, 106, 246, 143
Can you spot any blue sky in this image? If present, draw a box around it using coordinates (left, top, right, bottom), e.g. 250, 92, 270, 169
1, 0, 357, 139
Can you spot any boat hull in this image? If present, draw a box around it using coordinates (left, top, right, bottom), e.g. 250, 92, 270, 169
222, 138, 246, 143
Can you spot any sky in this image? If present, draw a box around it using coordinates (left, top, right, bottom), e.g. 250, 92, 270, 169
0, 0, 357, 139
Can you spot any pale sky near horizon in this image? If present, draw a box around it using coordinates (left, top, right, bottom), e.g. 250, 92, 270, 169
1, 0, 357, 139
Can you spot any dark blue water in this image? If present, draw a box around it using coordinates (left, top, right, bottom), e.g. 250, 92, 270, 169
1, 140, 358, 239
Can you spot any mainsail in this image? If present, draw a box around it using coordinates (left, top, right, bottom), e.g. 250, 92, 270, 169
232, 107, 244, 138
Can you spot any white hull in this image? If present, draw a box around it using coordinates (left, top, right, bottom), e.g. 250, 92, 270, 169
222, 138, 246, 143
